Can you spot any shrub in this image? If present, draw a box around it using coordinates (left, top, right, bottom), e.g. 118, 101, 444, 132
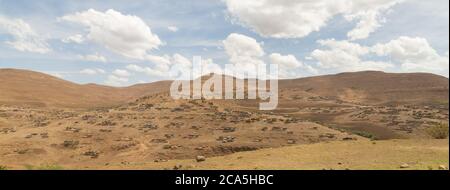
0, 165, 7, 170
352, 130, 377, 140
427, 123, 449, 139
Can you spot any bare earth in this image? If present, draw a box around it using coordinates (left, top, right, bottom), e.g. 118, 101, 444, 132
0, 69, 448, 170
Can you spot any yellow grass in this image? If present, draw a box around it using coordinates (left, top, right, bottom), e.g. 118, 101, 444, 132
96, 139, 449, 170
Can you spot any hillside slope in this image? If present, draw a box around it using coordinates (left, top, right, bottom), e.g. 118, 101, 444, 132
280, 71, 449, 105
0, 69, 448, 108
0, 69, 171, 108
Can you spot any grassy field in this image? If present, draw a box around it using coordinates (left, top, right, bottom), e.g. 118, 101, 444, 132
84, 139, 449, 170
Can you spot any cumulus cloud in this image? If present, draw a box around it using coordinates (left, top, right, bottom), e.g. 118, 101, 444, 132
104, 68, 133, 87
80, 68, 105, 75
223, 33, 264, 59
0, 16, 51, 53
105, 74, 129, 86
345, 10, 383, 41
223, 33, 265, 75
61, 9, 163, 60
311, 39, 393, 72
126, 54, 192, 79
62, 34, 84, 44
222, 33, 321, 78
79, 53, 107, 63
224, 0, 403, 40
372, 36, 449, 76
270, 53, 317, 78
126, 53, 222, 80
112, 69, 131, 77
310, 36, 449, 76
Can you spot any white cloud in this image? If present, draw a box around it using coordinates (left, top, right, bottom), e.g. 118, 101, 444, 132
105, 74, 129, 86
80, 68, 105, 75
310, 36, 449, 76
223, 33, 264, 59
112, 69, 131, 77
345, 10, 382, 41
200, 58, 223, 76
168, 26, 179, 32
126, 64, 145, 73
223, 33, 265, 74
79, 53, 107, 63
270, 53, 302, 69
372, 36, 449, 76
126, 54, 191, 78
222, 33, 319, 79
317, 39, 370, 56
126, 54, 222, 80
224, 0, 403, 40
126, 63, 166, 78
269, 53, 318, 78
0, 16, 51, 53
311, 39, 393, 72
62, 34, 84, 44
223, 33, 266, 77
61, 9, 163, 60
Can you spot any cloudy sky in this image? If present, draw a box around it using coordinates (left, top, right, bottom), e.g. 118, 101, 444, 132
0, 0, 448, 86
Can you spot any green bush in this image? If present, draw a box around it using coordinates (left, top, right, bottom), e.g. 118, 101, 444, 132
427, 123, 449, 139
0, 165, 7, 170
352, 130, 377, 140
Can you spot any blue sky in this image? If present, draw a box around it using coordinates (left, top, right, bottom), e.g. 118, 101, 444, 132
0, 0, 448, 86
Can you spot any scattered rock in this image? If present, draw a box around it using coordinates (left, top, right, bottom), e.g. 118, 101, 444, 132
99, 129, 112, 133
173, 164, 183, 170
40, 133, 48, 138
98, 120, 116, 126
184, 133, 200, 139
399, 163, 410, 169
342, 137, 357, 141
142, 123, 158, 130
62, 140, 79, 149
196, 156, 206, 162
222, 127, 236, 133
438, 165, 448, 170
217, 136, 235, 143
319, 133, 336, 139
65, 127, 81, 133
83, 151, 99, 159
151, 139, 168, 143
287, 139, 296, 144
111, 142, 137, 151
164, 134, 175, 139
154, 159, 168, 163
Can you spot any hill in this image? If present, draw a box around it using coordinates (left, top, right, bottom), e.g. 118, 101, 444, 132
279, 71, 449, 105
2, 69, 447, 109
0, 69, 171, 108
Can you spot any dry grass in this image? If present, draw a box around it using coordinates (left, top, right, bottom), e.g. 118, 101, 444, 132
88, 139, 449, 170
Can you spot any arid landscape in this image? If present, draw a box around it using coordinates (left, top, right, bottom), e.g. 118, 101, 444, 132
0, 68, 448, 170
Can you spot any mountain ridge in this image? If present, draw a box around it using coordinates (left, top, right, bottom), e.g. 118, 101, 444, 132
0, 68, 448, 108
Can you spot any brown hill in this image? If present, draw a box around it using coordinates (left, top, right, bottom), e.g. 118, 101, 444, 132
279, 71, 449, 105
0, 69, 448, 108
0, 69, 171, 108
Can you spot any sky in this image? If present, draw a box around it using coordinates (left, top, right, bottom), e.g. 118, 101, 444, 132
0, 0, 448, 86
